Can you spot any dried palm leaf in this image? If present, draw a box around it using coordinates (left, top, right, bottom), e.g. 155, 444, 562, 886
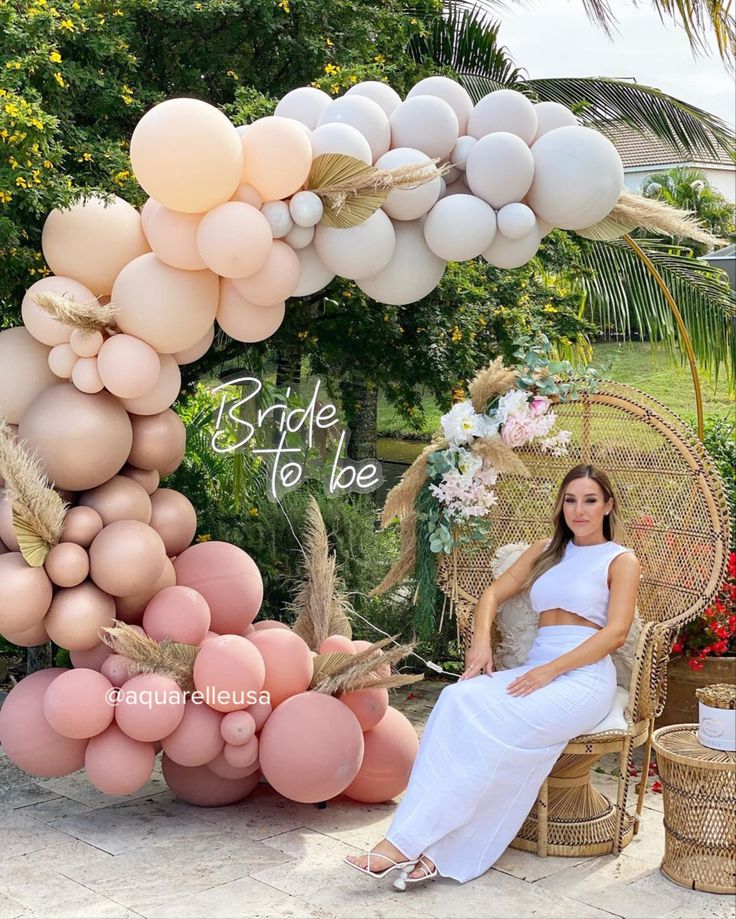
310, 634, 424, 694
99, 620, 199, 693
31, 291, 118, 333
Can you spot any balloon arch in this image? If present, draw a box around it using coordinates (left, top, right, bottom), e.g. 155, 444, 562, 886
0, 76, 625, 807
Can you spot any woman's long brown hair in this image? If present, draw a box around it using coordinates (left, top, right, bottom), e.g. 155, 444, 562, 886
523, 464, 622, 591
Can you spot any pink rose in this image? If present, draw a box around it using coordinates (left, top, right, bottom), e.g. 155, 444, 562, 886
501, 416, 532, 448
529, 395, 550, 417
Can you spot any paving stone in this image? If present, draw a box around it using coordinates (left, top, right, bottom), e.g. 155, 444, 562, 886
0, 811, 74, 859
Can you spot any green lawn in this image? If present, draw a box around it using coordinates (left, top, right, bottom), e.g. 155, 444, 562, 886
377, 342, 733, 441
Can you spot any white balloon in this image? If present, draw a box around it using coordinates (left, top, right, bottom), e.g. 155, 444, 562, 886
284, 224, 315, 250
357, 221, 446, 306
528, 126, 623, 230
317, 95, 390, 162
465, 132, 534, 209
497, 203, 537, 240
261, 201, 293, 239
375, 147, 441, 221
292, 245, 335, 297
450, 135, 476, 170
468, 89, 537, 144
314, 210, 395, 281
533, 101, 578, 141
423, 194, 496, 261
483, 224, 542, 268
345, 81, 402, 118
407, 76, 473, 135
275, 86, 332, 129
536, 216, 554, 237
289, 191, 324, 228
310, 123, 372, 165
442, 177, 471, 197
389, 96, 458, 160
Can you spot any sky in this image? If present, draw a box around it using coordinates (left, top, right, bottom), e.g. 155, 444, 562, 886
493, 0, 735, 128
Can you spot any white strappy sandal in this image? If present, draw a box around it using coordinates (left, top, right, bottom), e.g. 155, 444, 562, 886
393, 854, 439, 890
343, 851, 415, 880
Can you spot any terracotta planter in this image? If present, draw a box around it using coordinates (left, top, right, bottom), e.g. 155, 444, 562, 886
656, 655, 736, 728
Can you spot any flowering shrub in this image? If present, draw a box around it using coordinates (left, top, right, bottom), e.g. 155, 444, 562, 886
671, 550, 736, 670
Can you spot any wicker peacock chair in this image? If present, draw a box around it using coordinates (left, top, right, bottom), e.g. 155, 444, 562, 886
436, 380, 731, 858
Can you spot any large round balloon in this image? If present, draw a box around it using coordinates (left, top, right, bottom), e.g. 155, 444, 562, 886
85, 723, 156, 795
22, 276, 97, 347
96, 334, 161, 400
317, 95, 390, 162
259, 692, 364, 803
468, 89, 538, 144
246, 629, 314, 708
0, 669, 88, 777
42, 196, 150, 296
161, 699, 224, 767
374, 148, 441, 221
232, 240, 300, 305
0, 552, 53, 635
18, 384, 133, 491
423, 194, 496, 261
345, 80, 402, 118
143, 586, 211, 645
89, 520, 168, 598
127, 409, 186, 477
527, 125, 623, 230
465, 132, 535, 209
148, 488, 197, 557
115, 673, 186, 742
162, 753, 259, 806
196, 202, 273, 279
341, 706, 418, 803
44, 542, 90, 588
144, 206, 207, 271
533, 101, 578, 141
274, 86, 331, 129
130, 98, 243, 213
79, 475, 153, 526
390, 96, 459, 160
0, 327, 58, 425
292, 245, 335, 297
483, 223, 543, 269
43, 668, 115, 739
120, 354, 181, 416
357, 220, 446, 306
241, 116, 313, 202
217, 280, 286, 343
314, 210, 396, 281
44, 580, 116, 651
407, 76, 473, 134
192, 634, 266, 713
310, 123, 372, 165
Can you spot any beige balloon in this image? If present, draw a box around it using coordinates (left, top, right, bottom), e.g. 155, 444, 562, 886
144, 205, 207, 271
112, 253, 219, 354
44, 542, 90, 588
48, 343, 78, 379
44, 580, 117, 651
140, 196, 161, 233
42, 195, 150, 296
79, 475, 153, 526
232, 241, 300, 305
230, 183, 263, 208
89, 520, 168, 598
149, 488, 198, 557
127, 409, 186, 476
61, 505, 104, 547
0, 327, 58, 425
0, 553, 54, 634
217, 280, 285, 343
120, 354, 181, 416
2, 618, 50, 648
172, 326, 214, 366
196, 202, 273, 279
130, 98, 243, 213
115, 558, 175, 623
71, 357, 104, 394
18, 384, 133, 492
22, 276, 97, 347
0, 497, 20, 551
70, 329, 104, 358
241, 116, 313, 202
120, 465, 160, 495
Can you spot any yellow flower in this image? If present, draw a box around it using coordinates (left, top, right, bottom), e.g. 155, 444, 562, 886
113, 8, 124, 15
196, 533, 212, 543
4, 102, 20, 117
248, 507, 259, 517
30, 117, 44, 130
15, 176, 28, 188
325, 37, 333, 47
0, 191, 12, 203
59, 18, 74, 31
324, 63, 339, 75
81, 151, 92, 161
349, 74, 357, 83
374, 54, 385, 64
53, 71, 65, 87
43, 159, 53, 168
226, 70, 239, 80
542, 305, 558, 313
5, 61, 22, 70
330, 83, 340, 94
278, 0, 290, 11
451, 325, 462, 342
113, 169, 130, 185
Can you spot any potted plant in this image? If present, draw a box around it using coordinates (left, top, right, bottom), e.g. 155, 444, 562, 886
657, 550, 736, 727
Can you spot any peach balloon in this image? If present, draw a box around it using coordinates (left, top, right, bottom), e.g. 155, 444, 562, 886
172, 325, 214, 365
100, 653, 133, 688
222, 736, 258, 769
61, 505, 104, 547
233, 241, 300, 305
70, 641, 110, 671
342, 706, 418, 803
161, 698, 224, 767
217, 279, 285, 343
251, 620, 291, 632
130, 98, 243, 213
247, 630, 313, 708
319, 635, 356, 655
0, 497, 19, 551
163, 753, 259, 806
220, 710, 256, 746
17, 384, 133, 491
79, 475, 153, 526
48, 343, 77, 379
231, 182, 263, 208
0, 327, 58, 425
197, 202, 273, 279
43, 668, 115, 739
144, 205, 206, 270
96, 334, 161, 399
114, 673, 186, 742
44, 581, 116, 651
22, 276, 97, 347
259, 692, 364, 803
127, 409, 186, 476
246, 698, 272, 732
120, 354, 181, 416
120, 465, 160, 495
207, 747, 261, 780
112, 253, 219, 354
143, 585, 211, 644
89, 520, 167, 597
140, 196, 160, 232
115, 557, 176, 623
339, 687, 389, 732
0, 553, 53, 634
0, 669, 88, 777
70, 329, 104, 359
71, 357, 104, 394
42, 195, 150, 296
44, 542, 90, 588
173, 541, 264, 635
241, 116, 313, 202
3, 618, 50, 647
85, 723, 156, 794
148, 488, 197, 556
193, 634, 266, 713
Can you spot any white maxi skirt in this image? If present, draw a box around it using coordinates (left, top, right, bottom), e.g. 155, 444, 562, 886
385, 625, 617, 883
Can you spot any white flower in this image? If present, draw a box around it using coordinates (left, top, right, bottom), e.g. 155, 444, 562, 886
455, 447, 483, 479
496, 388, 529, 423
441, 401, 487, 445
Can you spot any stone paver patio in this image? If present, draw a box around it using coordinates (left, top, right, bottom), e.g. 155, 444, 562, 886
1, 680, 733, 919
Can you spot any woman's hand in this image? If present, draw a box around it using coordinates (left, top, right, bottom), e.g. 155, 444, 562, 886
506, 663, 557, 697
459, 638, 493, 681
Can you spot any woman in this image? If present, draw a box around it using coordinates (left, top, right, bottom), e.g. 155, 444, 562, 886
345, 463, 641, 888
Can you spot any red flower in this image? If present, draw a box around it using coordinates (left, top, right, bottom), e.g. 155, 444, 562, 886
688, 658, 704, 671
671, 642, 683, 654
651, 781, 663, 794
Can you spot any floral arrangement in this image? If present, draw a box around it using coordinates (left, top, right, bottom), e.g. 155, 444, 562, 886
671, 550, 736, 670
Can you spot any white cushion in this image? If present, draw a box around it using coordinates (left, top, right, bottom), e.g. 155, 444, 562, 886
586, 686, 629, 735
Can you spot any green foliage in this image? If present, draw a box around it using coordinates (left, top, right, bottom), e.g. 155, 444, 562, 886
698, 415, 736, 548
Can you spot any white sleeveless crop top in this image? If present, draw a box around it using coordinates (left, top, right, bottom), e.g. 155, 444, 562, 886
529, 540, 633, 628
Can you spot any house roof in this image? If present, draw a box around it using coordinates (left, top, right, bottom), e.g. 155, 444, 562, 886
601, 122, 734, 169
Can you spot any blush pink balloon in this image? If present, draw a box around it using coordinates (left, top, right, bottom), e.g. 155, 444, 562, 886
43, 668, 115, 739
140, 196, 161, 233
241, 116, 313, 201
319, 635, 356, 655
193, 634, 266, 713
217, 279, 285, 343
339, 687, 389, 732
161, 698, 224, 767
247, 630, 313, 708
85, 723, 156, 795
61, 506, 104, 547
172, 325, 214, 366
120, 465, 160, 495
71, 357, 104, 394
145, 205, 207, 270
2, 618, 50, 648
143, 586, 211, 645
174, 541, 264, 635
251, 620, 291, 632
207, 747, 260, 780
223, 735, 258, 769
127, 409, 186, 476
22, 276, 97, 347
0, 669, 88, 777
89, 520, 167, 598
70, 641, 110, 672
230, 182, 263, 207
232, 241, 300, 306
246, 699, 272, 732
120, 354, 181, 416
44, 542, 90, 588
0, 552, 53, 634
48, 343, 77, 379
80, 475, 152, 526
148, 488, 197, 557
196, 202, 272, 279
341, 706, 418, 803
114, 557, 176, 624
162, 753, 259, 806
70, 329, 104, 359
101, 653, 133, 688
96, 334, 161, 400
44, 581, 116, 652
220, 710, 256, 746
115, 673, 186, 742
352, 639, 391, 678
259, 692, 364, 803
